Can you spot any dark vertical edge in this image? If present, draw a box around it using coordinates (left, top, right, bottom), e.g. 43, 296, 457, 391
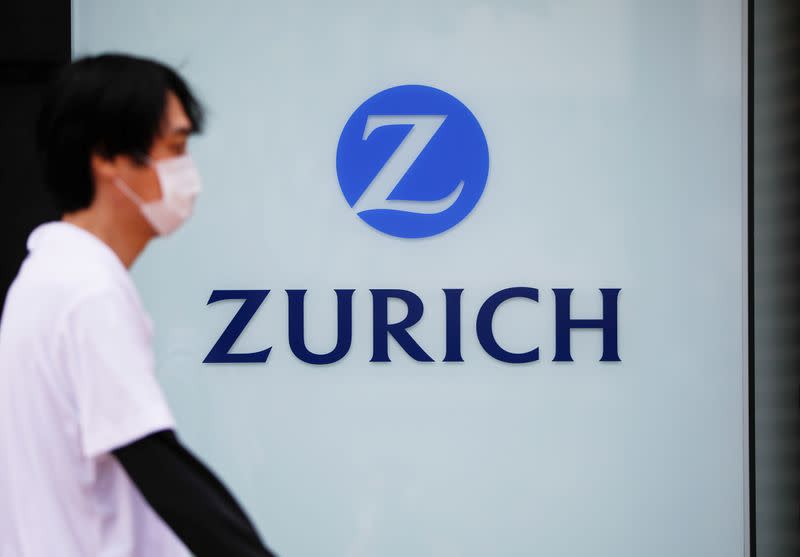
0, 1, 71, 313
747, 0, 755, 556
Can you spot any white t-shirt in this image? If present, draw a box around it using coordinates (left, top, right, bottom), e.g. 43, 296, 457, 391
0, 221, 190, 557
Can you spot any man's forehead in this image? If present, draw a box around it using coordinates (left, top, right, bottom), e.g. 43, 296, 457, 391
161, 92, 193, 136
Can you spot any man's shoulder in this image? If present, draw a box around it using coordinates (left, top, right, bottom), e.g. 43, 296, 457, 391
6, 251, 127, 322
0, 259, 125, 363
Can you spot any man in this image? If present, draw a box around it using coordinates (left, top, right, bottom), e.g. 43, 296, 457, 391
0, 54, 277, 556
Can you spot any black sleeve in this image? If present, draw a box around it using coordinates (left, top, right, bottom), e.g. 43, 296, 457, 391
112, 429, 277, 557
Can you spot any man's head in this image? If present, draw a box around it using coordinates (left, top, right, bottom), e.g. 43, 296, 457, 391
37, 53, 205, 236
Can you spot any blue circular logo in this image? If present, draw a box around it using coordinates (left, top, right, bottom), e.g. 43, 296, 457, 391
336, 85, 489, 238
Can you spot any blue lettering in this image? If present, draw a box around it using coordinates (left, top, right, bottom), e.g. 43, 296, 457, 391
203, 290, 271, 363
287, 289, 354, 365
553, 288, 621, 362
370, 289, 434, 363
476, 287, 540, 363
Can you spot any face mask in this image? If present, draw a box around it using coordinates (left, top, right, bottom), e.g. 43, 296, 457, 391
114, 154, 203, 236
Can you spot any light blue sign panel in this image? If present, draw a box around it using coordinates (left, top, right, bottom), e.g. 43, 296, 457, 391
74, 1, 748, 556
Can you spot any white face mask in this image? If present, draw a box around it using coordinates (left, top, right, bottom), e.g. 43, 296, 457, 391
114, 154, 203, 236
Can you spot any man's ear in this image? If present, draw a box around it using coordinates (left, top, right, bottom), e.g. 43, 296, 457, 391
89, 151, 118, 186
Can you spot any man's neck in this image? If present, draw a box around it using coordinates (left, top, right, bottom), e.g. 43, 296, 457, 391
62, 210, 151, 269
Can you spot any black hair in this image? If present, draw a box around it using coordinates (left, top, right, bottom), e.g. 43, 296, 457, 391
36, 53, 205, 213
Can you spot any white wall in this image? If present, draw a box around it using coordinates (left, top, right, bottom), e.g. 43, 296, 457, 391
74, 1, 747, 556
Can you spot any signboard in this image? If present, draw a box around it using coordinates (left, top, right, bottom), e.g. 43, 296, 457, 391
75, 1, 749, 555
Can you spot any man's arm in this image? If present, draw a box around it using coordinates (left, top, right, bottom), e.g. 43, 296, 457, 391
112, 429, 277, 557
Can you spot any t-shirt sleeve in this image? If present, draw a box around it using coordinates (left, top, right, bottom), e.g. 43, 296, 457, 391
61, 289, 175, 458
